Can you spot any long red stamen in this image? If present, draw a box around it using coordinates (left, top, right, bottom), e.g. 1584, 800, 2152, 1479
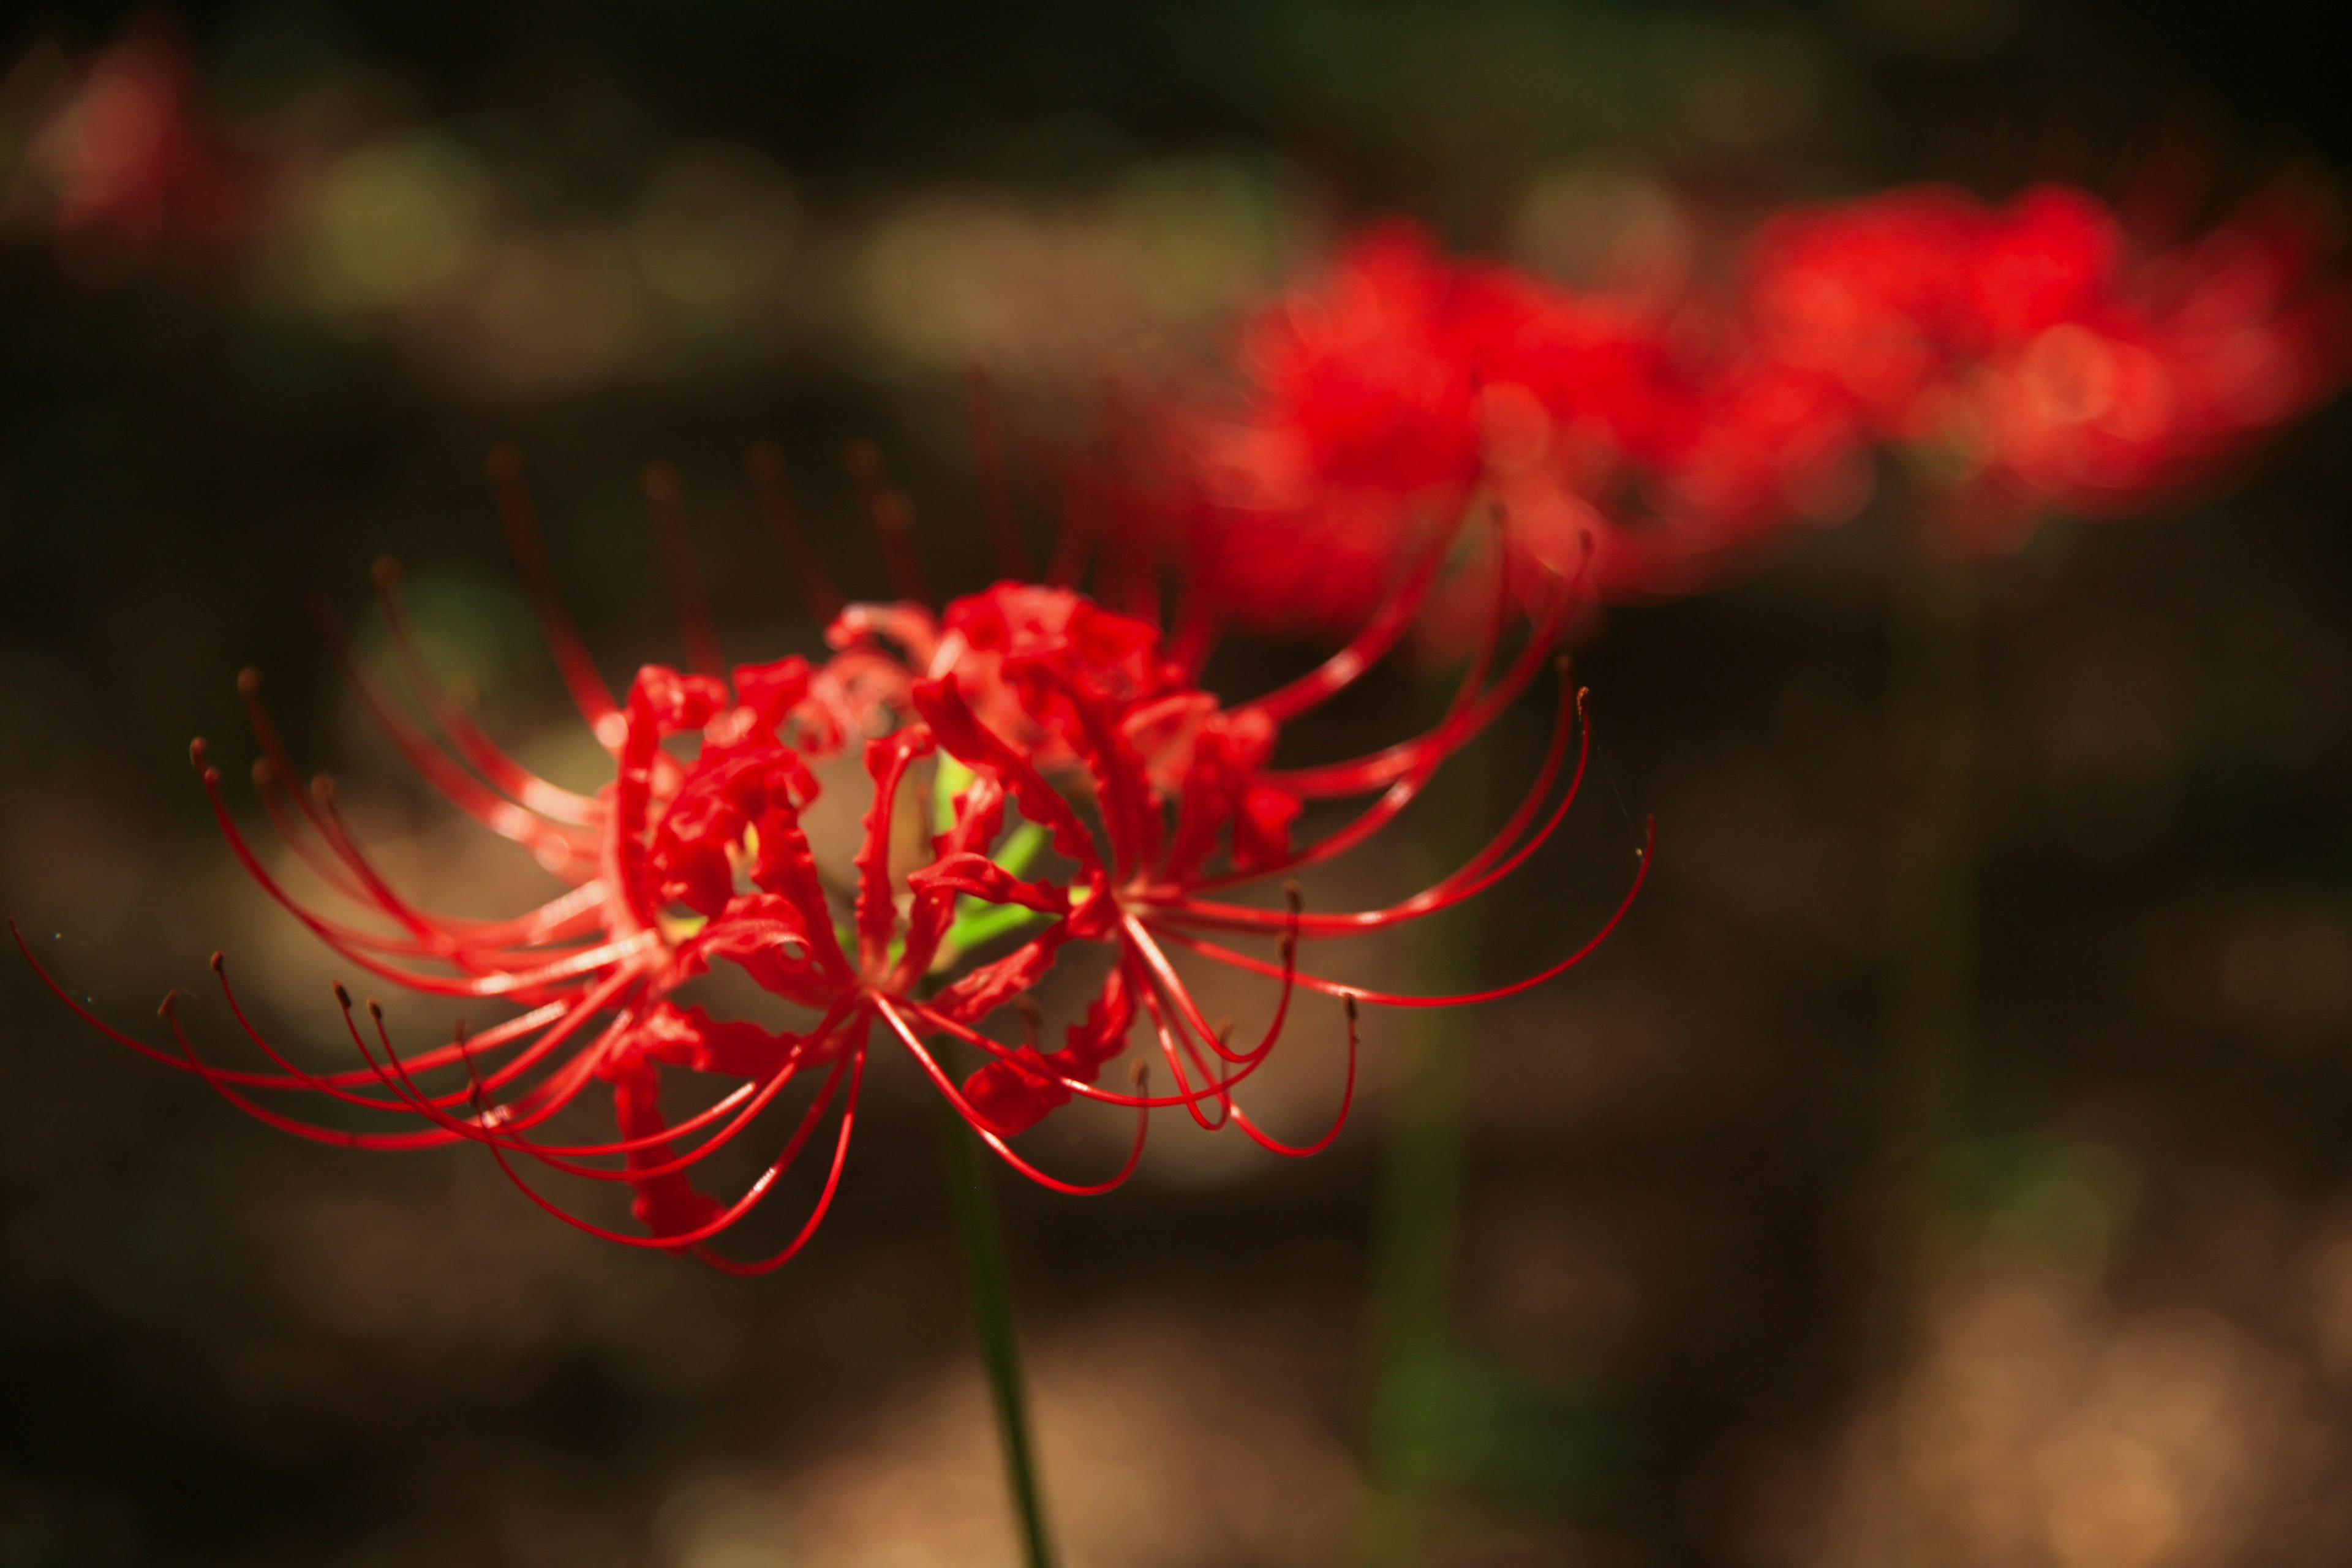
342, 971, 639, 1120
1216, 997, 1358, 1158
1175, 550, 1520, 894
845, 440, 932, 606
153, 989, 459, 1149
1155, 672, 1589, 934
907, 998, 1279, 1113
1135, 982, 1233, 1131
875, 995, 1148, 1194
1045, 454, 1095, 589
1244, 508, 1467, 724
496, 998, 862, 1166
240, 695, 604, 949
200, 756, 653, 999
642, 461, 727, 678
312, 606, 595, 869
370, 557, 601, 826
746, 442, 846, 625
486, 443, 624, 747
1119, 911, 1289, 1066
1149, 815, 1655, 1005
459, 1033, 859, 1253
694, 1045, 866, 1275
967, 366, 1033, 579
1265, 570, 1571, 799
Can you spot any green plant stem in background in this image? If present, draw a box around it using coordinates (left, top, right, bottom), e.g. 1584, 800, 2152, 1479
938, 1094, 1057, 1568
1877, 491, 1978, 1560
1358, 678, 1494, 1567
1883, 500, 1977, 1287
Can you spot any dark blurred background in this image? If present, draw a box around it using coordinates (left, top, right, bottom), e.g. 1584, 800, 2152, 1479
5, 1, 2350, 1564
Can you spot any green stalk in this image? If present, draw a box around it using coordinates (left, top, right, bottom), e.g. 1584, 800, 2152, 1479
924, 760, 1057, 1568
938, 1095, 1057, 1568
1357, 676, 1493, 1566
1881, 495, 1977, 1300
1875, 489, 1978, 1564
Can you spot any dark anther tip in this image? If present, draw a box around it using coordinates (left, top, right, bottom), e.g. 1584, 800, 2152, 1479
208, 951, 225, 973
486, 441, 522, 481
332, 982, 352, 1008
370, 556, 402, 590
236, 667, 262, 697
157, 990, 179, 1018
366, 998, 384, 1019
1283, 880, 1303, 912
1129, 1057, 1150, 1089
188, 737, 209, 766
1345, 995, 1359, 1022
202, 768, 222, 786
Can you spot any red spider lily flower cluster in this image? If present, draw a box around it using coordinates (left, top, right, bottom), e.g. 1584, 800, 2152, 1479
1739, 183, 2346, 546
1173, 181, 2346, 632
1, 17, 254, 279
1177, 219, 1694, 635
18, 442, 1645, 1272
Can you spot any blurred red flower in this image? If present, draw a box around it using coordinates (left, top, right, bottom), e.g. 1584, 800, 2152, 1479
1175, 219, 1697, 639
1731, 181, 2348, 546
7, 16, 254, 279
1164, 181, 2345, 629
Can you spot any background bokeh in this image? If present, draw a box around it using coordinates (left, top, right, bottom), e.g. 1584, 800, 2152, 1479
4, 2, 2350, 1564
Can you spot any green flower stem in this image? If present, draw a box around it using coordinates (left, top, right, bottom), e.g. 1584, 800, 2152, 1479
937, 1088, 1057, 1568
1875, 489, 1978, 1563
1882, 496, 1977, 1297
915, 757, 1060, 1566
1357, 676, 1493, 1567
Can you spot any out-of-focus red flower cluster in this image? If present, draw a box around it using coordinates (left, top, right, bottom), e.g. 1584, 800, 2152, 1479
1174, 183, 2346, 631
21, 445, 1642, 1270
1, 18, 252, 278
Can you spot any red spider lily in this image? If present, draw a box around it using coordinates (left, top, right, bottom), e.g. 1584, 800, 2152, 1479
18, 439, 1644, 1269
1714, 180, 2349, 547
1165, 185, 2345, 628
7, 17, 254, 279
1170, 219, 1757, 639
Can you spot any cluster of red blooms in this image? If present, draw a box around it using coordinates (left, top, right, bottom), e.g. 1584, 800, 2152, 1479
1176, 182, 2346, 631
19, 445, 1643, 1270
0, 18, 252, 279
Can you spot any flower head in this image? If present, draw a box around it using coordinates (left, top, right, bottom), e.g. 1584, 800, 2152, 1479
1164, 184, 2346, 627
21, 435, 1643, 1268
1175, 219, 1692, 638
1702, 180, 2348, 545
6, 17, 254, 279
